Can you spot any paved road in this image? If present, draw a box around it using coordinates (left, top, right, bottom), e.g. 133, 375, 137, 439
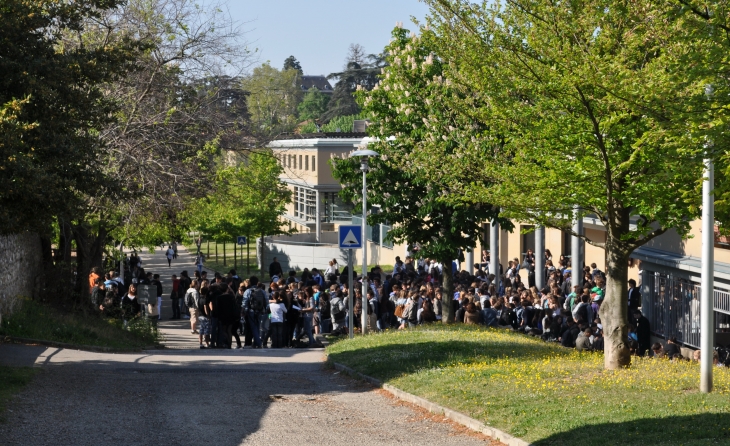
136, 245, 213, 349
0, 344, 495, 445
0, 246, 497, 445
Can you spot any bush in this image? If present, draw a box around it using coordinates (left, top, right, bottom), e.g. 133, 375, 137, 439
0, 299, 159, 349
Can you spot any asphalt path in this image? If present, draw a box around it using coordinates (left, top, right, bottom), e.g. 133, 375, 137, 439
0, 246, 497, 445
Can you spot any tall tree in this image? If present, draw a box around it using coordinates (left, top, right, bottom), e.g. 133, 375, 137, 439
0, 0, 141, 236
322, 45, 385, 122
188, 150, 292, 267
283, 56, 303, 74
66, 0, 253, 288
332, 27, 508, 323
242, 62, 302, 139
424, 0, 714, 368
297, 87, 330, 122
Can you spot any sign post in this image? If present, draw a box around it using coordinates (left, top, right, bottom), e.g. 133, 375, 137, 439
339, 225, 363, 339
236, 236, 246, 276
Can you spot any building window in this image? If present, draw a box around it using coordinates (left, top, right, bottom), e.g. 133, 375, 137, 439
299, 155, 302, 170
293, 187, 318, 222
322, 192, 354, 222
293, 154, 297, 169
305, 155, 309, 171
287, 155, 291, 168
312, 155, 316, 171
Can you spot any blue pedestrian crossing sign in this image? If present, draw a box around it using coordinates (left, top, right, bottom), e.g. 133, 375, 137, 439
237, 236, 247, 245
339, 225, 362, 249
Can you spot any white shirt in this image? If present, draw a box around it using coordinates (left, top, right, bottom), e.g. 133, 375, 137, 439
269, 302, 288, 323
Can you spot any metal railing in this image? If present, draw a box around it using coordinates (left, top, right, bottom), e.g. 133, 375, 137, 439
647, 276, 730, 348
647, 275, 701, 348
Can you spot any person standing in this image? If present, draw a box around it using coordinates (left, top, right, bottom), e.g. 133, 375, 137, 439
91, 278, 105, 309
628, 279, 641, 311
195, 252, 205, 275
217, 283, 237, 349
171, 241, 178, 259
197, 283, 211, 349
634, 309, 652, 357
300, 290, 316, 346
179, 271, 191, 318
269, 257, 283, 279
242, 277, 266, 348
151, 274, 163, 320
166, 245, 174, 267
170, 274, 181, 319
121, 284, 142, 329
269, 291, 288, 348
185, 280, 200, 334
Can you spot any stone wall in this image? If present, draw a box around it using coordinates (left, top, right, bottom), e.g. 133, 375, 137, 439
0, 233, 42, 321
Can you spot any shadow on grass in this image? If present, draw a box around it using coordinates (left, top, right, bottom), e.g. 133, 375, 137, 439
327, 335, 574, 381
533, 413, 730, 446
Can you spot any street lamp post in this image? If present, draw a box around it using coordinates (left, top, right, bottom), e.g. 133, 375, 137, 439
351, 148, 380, 335
701, 84, 716, 393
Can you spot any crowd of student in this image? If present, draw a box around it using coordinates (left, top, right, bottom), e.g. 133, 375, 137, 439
88, 249, 721, 363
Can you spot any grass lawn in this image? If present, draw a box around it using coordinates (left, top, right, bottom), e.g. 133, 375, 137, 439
0, 299, 160, 350
326, 325, 730, 445
0, 366, 36, 421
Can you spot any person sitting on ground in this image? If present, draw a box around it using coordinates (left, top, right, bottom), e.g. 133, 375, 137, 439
560, 318, 580, 348
664, 337, 682, 358
419, 300, 436, 324
464, 302, 480, 325
651, 342, 665, 358
575, 327, 593, 351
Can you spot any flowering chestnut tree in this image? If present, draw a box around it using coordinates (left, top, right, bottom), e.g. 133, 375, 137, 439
331, 26, 509, 323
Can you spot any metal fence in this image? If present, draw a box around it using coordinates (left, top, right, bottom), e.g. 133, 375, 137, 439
647, 275, 730, 348
647, 275, 701, 348
351, 216, 394, 249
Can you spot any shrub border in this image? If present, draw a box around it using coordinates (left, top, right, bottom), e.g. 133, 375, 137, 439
329, 360, 532, 446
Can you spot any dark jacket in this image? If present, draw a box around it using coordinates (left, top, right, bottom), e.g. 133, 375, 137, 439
121, 295, 141, 319
635, 315, 651, 345
269, 261, 283, 278
561, 325, 580, 348
217, 293, 238, 325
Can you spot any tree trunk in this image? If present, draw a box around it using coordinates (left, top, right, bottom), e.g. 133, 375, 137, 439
72, 224, 107, 297
57, 217, 72, 263
441, 256, 455, 323
260, 232, 265, 278
602, 241, 632, 369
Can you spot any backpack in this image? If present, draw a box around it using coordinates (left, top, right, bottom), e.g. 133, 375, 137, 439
500, 307, 516, 327
251, 289, 266, 312
576, 303, 589, 323
330, 298, 344, 319
320, 296, 331, 319
185, 289, 198, 309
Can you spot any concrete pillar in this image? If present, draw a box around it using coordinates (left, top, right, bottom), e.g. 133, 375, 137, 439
571, 206, 584, 287
315, 189, 321, 243
535, 225, 545, 289
490, 220, 500, 288
465, 248, 474, 274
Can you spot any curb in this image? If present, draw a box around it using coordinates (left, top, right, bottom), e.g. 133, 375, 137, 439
1, 335, 160, 354
330, 361, 532, 446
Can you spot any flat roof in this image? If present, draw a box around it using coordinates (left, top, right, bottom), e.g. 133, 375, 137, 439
269, 137, 367, 149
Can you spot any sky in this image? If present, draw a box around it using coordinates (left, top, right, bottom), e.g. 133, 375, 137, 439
226, 0, 430, 76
